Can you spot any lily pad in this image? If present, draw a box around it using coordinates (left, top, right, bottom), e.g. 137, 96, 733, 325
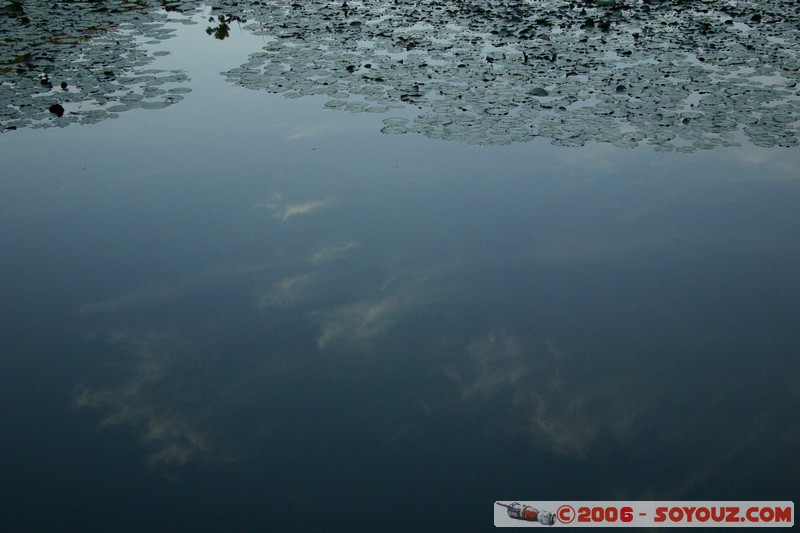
224, 0, 800, 148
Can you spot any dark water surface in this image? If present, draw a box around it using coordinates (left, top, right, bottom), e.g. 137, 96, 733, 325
2, 2, 799, 531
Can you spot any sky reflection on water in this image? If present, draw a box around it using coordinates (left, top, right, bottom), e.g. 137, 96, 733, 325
2, 4, 799, 531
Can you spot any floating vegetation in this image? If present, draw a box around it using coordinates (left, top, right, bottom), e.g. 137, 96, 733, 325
2, 0, 798, 149
0, 0, 198, 131
216, 0, 800, 150
380, 125, 409, 135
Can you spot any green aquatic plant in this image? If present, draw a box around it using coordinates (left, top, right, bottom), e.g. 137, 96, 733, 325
0, 0, 197, 131
218, 0, 799, 150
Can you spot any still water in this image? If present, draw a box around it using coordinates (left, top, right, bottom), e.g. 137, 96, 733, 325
2, 2, 799, 531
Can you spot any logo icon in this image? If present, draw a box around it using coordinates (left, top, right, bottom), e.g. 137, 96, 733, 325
496, 502, 556, 526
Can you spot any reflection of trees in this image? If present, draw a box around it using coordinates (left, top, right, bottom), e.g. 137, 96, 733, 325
206, 14, 244, 40
219, 0, 799, 150
0, 0, 197, 131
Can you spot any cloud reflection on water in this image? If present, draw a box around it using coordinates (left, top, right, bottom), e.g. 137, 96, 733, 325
447, 330, 650, 457
72, 329, 228, 467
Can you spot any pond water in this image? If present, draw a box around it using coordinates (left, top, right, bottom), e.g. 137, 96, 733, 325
2, 1, 799, 531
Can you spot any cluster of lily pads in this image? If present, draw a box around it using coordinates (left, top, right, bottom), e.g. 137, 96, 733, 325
0, 0, 198, 131
217, 0, 799, 150
2, 0, 798, 149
